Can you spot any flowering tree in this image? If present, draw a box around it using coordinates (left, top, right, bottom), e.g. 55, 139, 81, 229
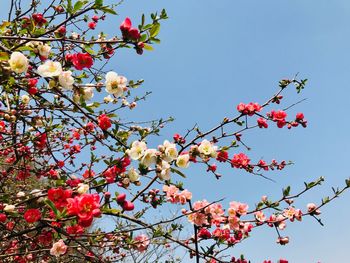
0, 0, 348, 262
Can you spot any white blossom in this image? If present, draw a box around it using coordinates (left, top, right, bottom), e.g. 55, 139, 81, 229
37, 43, 51, 58
126, 141, 147, 160
140, 149, 158, 167
128, 167, 140, 182
158, 160, 171, 180
162, 140, 178, 162
9, 51, 29, 73
37, 60, 62, 77
198, 139, 218, 157
105, 71, 127, 96
58, 71, 74, 90
176, 154, 190, 168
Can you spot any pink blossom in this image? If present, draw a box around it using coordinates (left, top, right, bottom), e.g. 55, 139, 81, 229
228, 201, 249, 216
50, 239, 67, 257
255, 211, 266, 222
134, 234, 150, 252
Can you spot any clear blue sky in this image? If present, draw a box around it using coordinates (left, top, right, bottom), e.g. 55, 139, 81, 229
3, 1, 350, 262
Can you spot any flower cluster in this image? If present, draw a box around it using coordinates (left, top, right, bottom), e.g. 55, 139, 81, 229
66, 193, 101, 227
163, 185, 192, 204
237, 102, 262, 116
120, 17, 141, 40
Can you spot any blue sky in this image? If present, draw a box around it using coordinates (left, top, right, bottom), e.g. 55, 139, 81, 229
3, 0, 350, 262
114, 1, 350, 262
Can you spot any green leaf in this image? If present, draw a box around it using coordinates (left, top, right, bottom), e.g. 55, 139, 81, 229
171, 167, 187, 178
94, 0, 103, 7
139, 34, 147, 42
102, 208, 120, 214
89, 102, 100, 109
0, 52, 9, 61
45, 199, 59, 218
33, 28, 46, 36
282, 186, 291, 197
67, 0, 73, 14
17, 46, 33, 52
143, 44, 154, 51
143, 24, 153, 30
98, 6, 117, 15
141, 14, 145, 26
346, 178, 350, 187
0, 21, 11, 33
149, 23, 160, 38
73, 1, 85, 13
151, 38, 161, 44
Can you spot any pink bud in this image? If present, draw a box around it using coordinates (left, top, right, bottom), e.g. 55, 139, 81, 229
122, 201, 134, 211
116, 193, 126, 204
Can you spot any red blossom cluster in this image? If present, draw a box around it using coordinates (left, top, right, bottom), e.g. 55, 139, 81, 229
66, 193, 101, 227
103, 157, 131, 183
98, 114, 112, 130
116, 193, 135, 211
120, 17, 141, 40
0, 1, 341, 262
231, 153, 250, 169
23, 209, 41, 223
65, 53, 94, 70
268, 110, 287, 128
237, 102, 262, 116
32, 13, 47, 27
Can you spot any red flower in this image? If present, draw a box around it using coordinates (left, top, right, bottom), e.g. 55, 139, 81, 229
48, 187, 72, 209
57, 26, 66, 36
296, 112, 304, 120
269, 110, 287, 128
207, 164, 217, 172
92, 15, 99, 22
128, 28, 141, 40
85, 122, 95, 132
32, 13, 47, 27
120, 17, 132, 33
271, 110, 287, 121
122, 201, 135, 211
28, 86, 38, 95
103, 166, 117, 183
83, 169, 95, 179
98, 114, 112, 130
237, 102, 262, 116
0, 213, 7, 223
69, 53, 94, 70
198, 228, 212, 239
35, 133, 47, 149
67, 194, 101, 227
258, 159, 269, 171
116, 193, 126, 204
216, 151, 228, 162
88, 21, 96, 30
231, 153, 250, 169
24, 209, 41, 223
173, 133, 186, 144
257, 117, 268, 128
28, 79, 38, 95
66, 224, 84, 236
120, 17, 140, 40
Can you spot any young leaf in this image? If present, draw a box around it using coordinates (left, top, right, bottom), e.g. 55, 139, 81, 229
98, 6, 117, 15
94, 0, 103, 7
73, 1, 85, 13
143, 44, 154, 51
0, 52, 9, 61
171, 167, 187, 178
149, 23, 160, 38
